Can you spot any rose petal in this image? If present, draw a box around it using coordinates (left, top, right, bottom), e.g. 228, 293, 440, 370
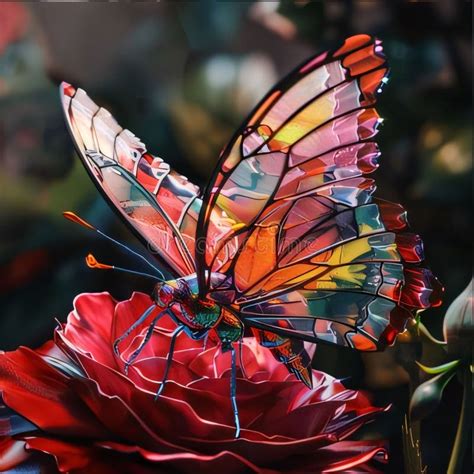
0, 437, 30, 471
25, 436, 162, 474
99, 441, 274, 474
64, 292, 118, 368
0, 347, 109, 438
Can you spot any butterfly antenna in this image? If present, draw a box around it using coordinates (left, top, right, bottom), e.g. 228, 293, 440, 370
86, 253, 162, 281
63, 211, 165, 281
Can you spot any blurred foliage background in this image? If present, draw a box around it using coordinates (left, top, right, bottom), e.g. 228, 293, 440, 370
0, 2, 471, 473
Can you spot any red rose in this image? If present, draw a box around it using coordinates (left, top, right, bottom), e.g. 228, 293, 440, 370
0, 292, 387, 473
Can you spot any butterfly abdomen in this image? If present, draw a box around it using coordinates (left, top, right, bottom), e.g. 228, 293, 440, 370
215, 309, 244, 351
192, 301, 222, 329
252, 328, 313, 388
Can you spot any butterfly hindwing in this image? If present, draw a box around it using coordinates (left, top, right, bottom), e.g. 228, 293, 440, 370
60, 83, 200, 277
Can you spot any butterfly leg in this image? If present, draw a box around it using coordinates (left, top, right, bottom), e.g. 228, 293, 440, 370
202, 332, 209, 351
113, 304, 158, 356
155, 325, 185, 400
123, 309, 168, 374
230, 345, 241, 438
252, 329, 313, 388
214, 310, 243, 438
238, 338, 248, 379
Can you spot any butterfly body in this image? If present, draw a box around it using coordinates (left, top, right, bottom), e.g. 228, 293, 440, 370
151, 277, 315, 387
153, 277, 244, 348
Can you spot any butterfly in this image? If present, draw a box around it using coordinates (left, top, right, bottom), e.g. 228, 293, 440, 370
60, 35, 442, 437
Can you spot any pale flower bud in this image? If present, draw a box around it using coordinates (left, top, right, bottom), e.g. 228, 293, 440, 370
443, 280, 473, 358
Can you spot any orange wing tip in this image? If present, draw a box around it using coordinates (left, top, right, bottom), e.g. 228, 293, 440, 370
334, 34, 373, 57
61, 82, 76, 98
63, 211, 96, 231
86, 254, 112, 270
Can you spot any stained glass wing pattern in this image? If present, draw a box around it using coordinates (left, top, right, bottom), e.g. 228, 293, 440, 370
238, 213, 443, 351
197, 35, 442, 350
60, 83, 200, 277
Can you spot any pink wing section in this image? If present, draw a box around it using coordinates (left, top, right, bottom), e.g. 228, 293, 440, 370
196, 35, 442, 351
60, 83, 199, 277
197, 35, 388, 290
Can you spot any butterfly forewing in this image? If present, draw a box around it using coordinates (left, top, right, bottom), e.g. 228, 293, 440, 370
196, 35, 387, 289
60, 83, 200, 277
196, 34, 442, 350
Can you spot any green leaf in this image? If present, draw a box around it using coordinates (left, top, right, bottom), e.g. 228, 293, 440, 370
416, 359, 461, 375
417, 322, 447, 345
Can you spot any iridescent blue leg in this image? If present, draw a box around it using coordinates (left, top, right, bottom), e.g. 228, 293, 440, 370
238, 338, 248, 379
155, 325, 184, 400
113, 304, 157, 356
230, 345, 241, 438
123, 309, 167, 375
202, 332, 209, 351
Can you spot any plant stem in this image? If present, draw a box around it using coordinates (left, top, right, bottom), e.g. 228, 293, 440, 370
447, 365, 472, 474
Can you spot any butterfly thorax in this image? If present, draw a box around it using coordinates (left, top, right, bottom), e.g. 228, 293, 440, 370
153, 279, 222, 331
